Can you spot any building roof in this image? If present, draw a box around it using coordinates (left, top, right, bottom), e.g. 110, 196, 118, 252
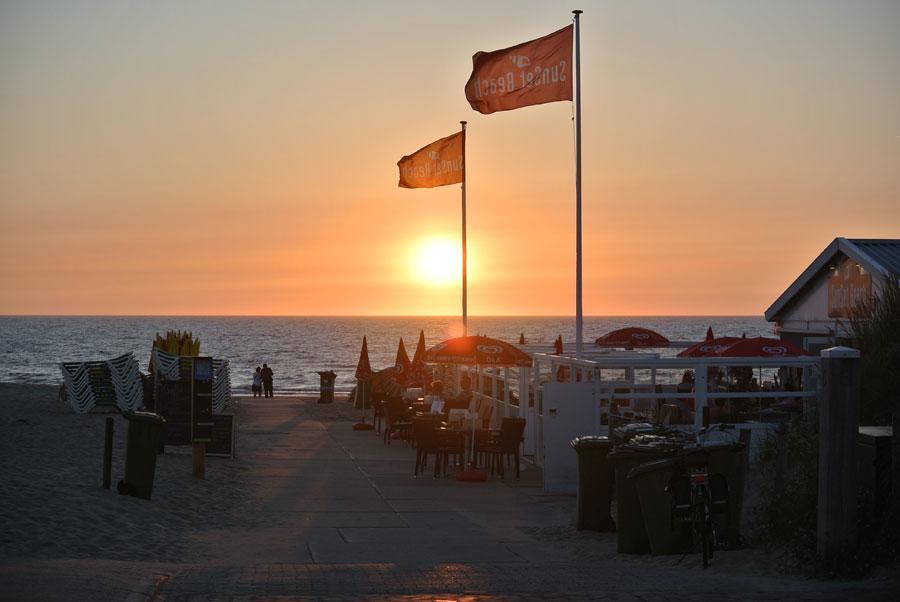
764, 237, 900, 322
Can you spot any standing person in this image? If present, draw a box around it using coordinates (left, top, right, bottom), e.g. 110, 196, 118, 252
252, 366, 263, 398
261, 363, 274, 398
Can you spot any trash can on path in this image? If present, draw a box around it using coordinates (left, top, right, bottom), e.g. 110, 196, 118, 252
627, 458, 690, 555
317, 371, 337, 404
118, 411, 166, 500
608, 447, 660, 554
571, 436, 614, 531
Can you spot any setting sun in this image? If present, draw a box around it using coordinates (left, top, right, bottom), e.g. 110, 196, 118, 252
411, 237, 462, 287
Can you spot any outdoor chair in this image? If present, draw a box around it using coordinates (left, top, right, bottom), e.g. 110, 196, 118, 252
383, 397, 412, 446
478, 417, 526, 479
436, 427, 466, 476
412, 417, 441, 478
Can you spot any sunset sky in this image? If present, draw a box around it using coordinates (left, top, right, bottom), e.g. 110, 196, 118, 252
1, 0, 898, 316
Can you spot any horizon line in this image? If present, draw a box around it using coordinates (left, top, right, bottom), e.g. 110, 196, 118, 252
0, 313, 764, 318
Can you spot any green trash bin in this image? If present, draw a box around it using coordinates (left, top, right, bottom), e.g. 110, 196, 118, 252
627, 458, 690, 555
118, 411, 166, 500
609, 447, 659, 553
702, 442, 746, 548
317, 371, 337, 404
571, 436, 614, 531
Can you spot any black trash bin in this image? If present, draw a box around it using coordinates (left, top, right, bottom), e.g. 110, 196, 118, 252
627, 457, 690, 555
608, 447, 658, 554
571, 436, 614, 531
117, 411, 166, 500
317, 371, 337, 404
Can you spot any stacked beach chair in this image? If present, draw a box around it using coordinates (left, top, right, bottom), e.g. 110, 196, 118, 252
59, 352, 143, 413
150, 348, 232, 412
212, 359, 232, 413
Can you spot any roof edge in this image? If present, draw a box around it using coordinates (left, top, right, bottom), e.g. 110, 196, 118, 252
764, 239, 839, 321
765, 237, 897, 322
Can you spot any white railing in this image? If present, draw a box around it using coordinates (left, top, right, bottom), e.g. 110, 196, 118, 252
443, 351, 819, 472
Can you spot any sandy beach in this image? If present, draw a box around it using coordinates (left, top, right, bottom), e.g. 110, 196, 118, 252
1, 382, 897, 600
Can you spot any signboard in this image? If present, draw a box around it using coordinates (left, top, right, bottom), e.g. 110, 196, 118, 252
155, 378, 192, 445
191, 356, 214, 443
828, 258, 872, 318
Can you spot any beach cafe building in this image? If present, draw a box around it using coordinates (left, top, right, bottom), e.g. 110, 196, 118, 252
764, 238, 900, 355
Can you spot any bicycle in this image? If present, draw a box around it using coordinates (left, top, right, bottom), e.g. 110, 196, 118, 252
670, 423, 739, 568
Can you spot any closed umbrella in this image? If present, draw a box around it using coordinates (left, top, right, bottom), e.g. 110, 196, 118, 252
393, 338, 412, 387
353, 336, 375, 430
409, 330, 429, 388
595, 327, 669, 348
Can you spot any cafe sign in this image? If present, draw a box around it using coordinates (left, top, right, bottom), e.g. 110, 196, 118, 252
828, 257, 872, 318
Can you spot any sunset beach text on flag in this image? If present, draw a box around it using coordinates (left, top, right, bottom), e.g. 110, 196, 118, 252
397, 131, 465, 188
465, 25, 573, 115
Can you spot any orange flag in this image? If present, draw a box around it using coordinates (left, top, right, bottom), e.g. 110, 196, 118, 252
465, 25, 573, 115
397, 131, 464, 189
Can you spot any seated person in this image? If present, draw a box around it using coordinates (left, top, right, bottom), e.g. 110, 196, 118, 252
425, 380, 445, 414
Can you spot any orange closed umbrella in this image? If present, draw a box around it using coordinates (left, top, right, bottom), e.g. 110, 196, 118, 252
353, 337, 375, 430
409, 330, 428, 387
393, 338, 412, 387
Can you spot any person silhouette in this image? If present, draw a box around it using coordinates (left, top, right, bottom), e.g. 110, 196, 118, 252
261, 363, 274, 398
252, 366, 262, 397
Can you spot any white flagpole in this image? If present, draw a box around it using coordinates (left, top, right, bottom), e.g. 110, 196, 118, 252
573, 10, 583, 358
461, 120, 468, 337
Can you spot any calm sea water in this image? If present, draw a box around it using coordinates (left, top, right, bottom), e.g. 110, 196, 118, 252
0, 316, 771, 394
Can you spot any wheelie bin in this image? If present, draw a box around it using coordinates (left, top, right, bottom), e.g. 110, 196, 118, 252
317, 371, 337, 404
571, 436, 614, 531
117, 411, 166, 500
627, 457, 691, 555
608, 447, 658, 553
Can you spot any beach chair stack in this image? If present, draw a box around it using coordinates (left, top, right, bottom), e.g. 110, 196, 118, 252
151, 348, 232, 411
212, 359, 232, 413
59, 352, 143, 413
59, 362, 97, 413
106, 352, 144, 412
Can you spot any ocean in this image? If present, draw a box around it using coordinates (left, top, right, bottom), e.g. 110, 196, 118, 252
0, 316, 771, 394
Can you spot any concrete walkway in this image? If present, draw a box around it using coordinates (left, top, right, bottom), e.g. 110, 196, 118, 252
2, 395, 897, 600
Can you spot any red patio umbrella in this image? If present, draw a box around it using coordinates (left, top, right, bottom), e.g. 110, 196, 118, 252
715, 337, 811, 357
553, 335, 563, 355
595, 327, 670, 348
353, 336, 375, 430
425, 335, 533, 367
677, 336, 741, 358
425, 335, 532, 482
393, 338, 412, 387
705, 326, 715, 342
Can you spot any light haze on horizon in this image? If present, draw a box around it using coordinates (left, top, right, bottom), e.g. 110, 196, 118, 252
1, 0, 898, 316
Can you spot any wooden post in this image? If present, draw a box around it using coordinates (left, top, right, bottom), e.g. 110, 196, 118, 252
192, 442, 206, 478
817, 346, 860, 563
102, 417, 114, 489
